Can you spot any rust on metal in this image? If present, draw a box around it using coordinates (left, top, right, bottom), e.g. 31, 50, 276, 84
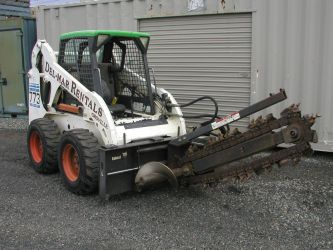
173, 104, 317, 187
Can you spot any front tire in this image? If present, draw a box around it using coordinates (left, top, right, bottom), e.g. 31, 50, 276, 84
27, 118, 60, 173
58, 129, 99, 195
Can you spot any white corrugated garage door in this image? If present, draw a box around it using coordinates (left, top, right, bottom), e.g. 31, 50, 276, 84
139, 13, 252, 128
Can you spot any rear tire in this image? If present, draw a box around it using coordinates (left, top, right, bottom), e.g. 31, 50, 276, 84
27, 118, 60, 173
58, 129, 99, 195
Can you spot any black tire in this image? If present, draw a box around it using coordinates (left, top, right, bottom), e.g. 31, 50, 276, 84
27, 118, 60, 174
58, 129, 99, 195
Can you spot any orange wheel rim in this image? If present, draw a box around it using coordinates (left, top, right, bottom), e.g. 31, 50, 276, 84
29, 130, 43, 164
62, 144, 80, 182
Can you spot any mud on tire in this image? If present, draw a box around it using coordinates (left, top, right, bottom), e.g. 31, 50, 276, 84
58, 129, 99, 195
27, 118, 61, 174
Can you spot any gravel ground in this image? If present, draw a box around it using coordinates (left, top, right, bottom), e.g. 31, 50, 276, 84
0, 117, 28, 130
0, 126, 332, 249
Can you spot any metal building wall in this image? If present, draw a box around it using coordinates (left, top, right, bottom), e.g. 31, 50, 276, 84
0, 0, 31, 17
35, 0, 333, 151
251, 0, 333, 151
139, 14, 252, 128
35, 0, 253, 50
35, 0, 144, 50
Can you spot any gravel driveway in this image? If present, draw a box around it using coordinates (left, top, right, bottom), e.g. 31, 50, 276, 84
0, 124, 332, 249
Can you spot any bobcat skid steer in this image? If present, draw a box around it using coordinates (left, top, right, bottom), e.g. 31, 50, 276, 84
27, 30, 318, 199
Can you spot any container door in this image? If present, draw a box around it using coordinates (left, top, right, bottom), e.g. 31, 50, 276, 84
139, 14, 252, 128
0, 29, 27, 114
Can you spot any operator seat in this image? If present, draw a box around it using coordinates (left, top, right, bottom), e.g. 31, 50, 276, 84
99, 63, 126, 114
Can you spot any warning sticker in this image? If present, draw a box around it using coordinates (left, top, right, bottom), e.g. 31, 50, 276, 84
211, 112, 240, 130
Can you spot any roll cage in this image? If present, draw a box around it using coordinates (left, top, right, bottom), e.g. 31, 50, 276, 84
57, 31, 154, 115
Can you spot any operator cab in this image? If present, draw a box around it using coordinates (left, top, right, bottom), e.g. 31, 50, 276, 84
57, 30, 154, 118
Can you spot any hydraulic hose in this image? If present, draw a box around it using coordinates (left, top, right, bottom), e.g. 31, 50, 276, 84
168, 96, 219, 122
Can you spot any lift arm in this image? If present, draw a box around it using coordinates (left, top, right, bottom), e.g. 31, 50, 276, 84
170, 89, 287, 146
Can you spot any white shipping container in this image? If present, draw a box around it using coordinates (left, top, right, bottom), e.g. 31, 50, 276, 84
35, 0, 333, 151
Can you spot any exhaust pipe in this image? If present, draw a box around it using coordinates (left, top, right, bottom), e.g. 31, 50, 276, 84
135, 162, 178, 192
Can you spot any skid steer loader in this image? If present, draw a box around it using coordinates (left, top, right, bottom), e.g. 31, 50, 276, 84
27, 30, 318, 199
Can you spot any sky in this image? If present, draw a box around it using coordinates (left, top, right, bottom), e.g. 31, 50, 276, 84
30, 0, 81, 7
